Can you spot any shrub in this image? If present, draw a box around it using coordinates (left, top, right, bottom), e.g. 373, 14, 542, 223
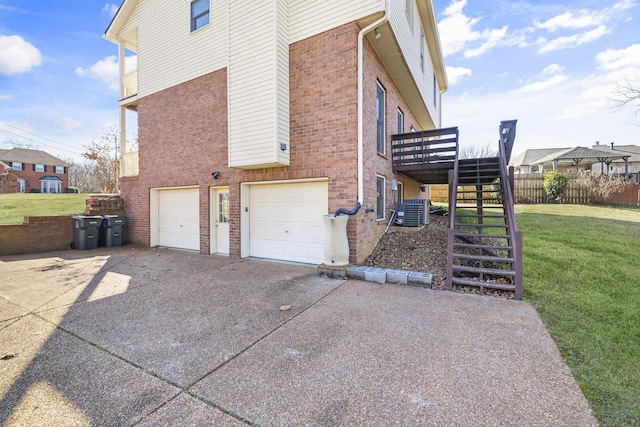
28, 188, 41, 193
575, 171, 628, 202
490, 178, 503, 203
63, 186, 79, 193
543, 171, 568, 203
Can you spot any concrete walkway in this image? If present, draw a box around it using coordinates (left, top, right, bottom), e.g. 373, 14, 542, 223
0, 247, 597, 426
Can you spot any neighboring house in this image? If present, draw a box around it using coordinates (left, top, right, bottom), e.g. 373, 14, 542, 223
591, 143, 640, 181
510, 145, 636, 180
0, 148, 71, 193
105, 0, 448, 264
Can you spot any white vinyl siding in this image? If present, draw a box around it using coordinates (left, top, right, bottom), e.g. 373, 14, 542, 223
228, 0, 290, 169
288, 0, 381, 43
120, 0, 227, 98
387, 0, 439, 125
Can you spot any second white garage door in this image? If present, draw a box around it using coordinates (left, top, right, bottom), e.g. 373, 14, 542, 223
158, 188, 200, 251
249, 181, 328, 264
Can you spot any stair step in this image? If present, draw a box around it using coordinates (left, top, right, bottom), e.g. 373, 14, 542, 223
454, 223, 508, 228
454, 205, 504, 209
454, 242, 512, 250
454, 232, 510, 239
453, 253, 514, 263
456, 198, 500, 202
451, 277, 516, 291
452, 264, 516, 276
456, 214, 506, 219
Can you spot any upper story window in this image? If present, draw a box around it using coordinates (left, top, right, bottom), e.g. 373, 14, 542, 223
34, 164, 45, 172
397, 109, 404, 134
55, 166, 65, 174
191, 0, 210, 32
433, 73, 437, 107
11, 162, 23, 171
376, 82, 386, 154
405, 0, 414, 34
420, 30, 425, 73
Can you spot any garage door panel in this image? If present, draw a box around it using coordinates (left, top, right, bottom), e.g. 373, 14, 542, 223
249, 182, 328, 264
158, 188, 200, 251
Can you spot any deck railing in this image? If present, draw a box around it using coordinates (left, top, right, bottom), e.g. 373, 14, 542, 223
122, 70, 138, 100
121, 151, 139, 177
391, 127, 459, 171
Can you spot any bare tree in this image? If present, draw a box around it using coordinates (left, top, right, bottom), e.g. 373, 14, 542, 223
459, 143, 497, 159
611, 77, 640, 122
82, 126, 119, 194
0, 138, 36, 149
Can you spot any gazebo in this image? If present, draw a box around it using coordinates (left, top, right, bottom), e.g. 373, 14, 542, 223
530, 147, 630, 174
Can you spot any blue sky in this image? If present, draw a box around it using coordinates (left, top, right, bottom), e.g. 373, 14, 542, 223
1, 0, 639, 162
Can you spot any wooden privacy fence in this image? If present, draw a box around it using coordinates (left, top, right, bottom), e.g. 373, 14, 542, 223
430, 174, 640, 206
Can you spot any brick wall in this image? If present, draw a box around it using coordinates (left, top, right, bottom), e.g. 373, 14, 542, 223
0, 216, 73, 256
121, 21, 429, 263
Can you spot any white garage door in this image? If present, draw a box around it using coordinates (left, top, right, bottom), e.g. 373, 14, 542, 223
158, 188, 200, 251
250, 181, 328, 264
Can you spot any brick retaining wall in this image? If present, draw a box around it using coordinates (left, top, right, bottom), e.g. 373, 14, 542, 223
0, 196, 127, 256
0, 215, 74, 256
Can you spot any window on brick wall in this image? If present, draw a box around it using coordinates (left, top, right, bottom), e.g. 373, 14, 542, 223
396, 181, 404, 206
191, 0, 210, 32
34, 164, 45, 172
376, 175, 385, 220
55, 166, 65, 174
376, 82, 386, 154
11, 162, 23, 170
397, 109, 403, 134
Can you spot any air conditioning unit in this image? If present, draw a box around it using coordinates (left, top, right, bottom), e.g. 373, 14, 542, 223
402, 199, 428, 226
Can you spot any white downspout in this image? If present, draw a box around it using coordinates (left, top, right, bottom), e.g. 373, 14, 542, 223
357, 1, 389, 205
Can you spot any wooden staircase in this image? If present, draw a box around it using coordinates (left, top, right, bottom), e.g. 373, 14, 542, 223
446, 121, 522, 298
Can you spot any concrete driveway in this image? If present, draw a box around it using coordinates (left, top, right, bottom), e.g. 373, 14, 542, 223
0, 247, 597, 426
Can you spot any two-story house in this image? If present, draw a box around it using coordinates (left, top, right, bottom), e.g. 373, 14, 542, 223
0, 148, 70, 193
105, 0, 448, 264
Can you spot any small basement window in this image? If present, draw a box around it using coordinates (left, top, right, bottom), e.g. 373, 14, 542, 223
377, 175, 386, 220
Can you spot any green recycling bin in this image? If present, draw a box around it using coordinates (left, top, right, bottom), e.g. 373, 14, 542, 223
72, 215, 102, 250
100, 215, 126, 247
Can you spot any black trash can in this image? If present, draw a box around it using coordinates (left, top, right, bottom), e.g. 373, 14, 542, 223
72, 215, 102, 250
100, 215, 126, 247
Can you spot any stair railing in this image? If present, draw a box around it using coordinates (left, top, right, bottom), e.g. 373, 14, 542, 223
445, 131, 460, 290
497, 120, 522, 298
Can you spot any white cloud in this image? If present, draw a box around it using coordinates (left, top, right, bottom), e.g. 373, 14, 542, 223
514, 74, 569, 93
437, 0, 521, 58
53, 116, 83, 131
463, 26, 509, 58
446, 66, 472, 85
0, 94, 13, 101
101, 3, 119, 17
534, 10, 603, 32
538, 25, 609, 53
543, 64, 565, 74
0, 35, 42, 75
595, 44, 640, 70
75, 55, 137, 91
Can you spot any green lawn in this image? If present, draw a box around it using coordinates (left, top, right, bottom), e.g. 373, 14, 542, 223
516, 204, 640, 426
0, 193, 87, 224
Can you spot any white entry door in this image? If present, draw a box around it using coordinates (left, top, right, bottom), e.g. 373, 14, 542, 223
211, 188, 230, 254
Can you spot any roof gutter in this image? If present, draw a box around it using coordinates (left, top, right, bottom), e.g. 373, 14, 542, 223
357, 1, 389, 206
